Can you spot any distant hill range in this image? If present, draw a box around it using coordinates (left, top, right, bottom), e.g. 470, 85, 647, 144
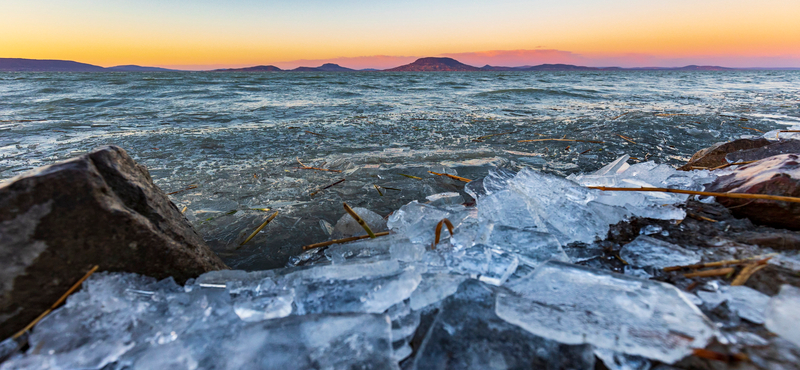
213, 63, 355, 72
0, 58, 178, 72
2, 57, 796, 73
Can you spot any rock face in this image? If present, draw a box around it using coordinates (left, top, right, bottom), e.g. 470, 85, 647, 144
0, 146, 226, 340
726, 139, 800, 164
678, 138, 770, 170
705, 154, 800, 230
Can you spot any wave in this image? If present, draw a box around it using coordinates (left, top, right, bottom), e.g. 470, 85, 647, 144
474, 88, 596, 99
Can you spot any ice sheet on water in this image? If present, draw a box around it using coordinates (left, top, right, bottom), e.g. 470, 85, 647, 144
620, 236, 701, 269
765, 285, 800, 347
412, 279, 595, 370
697, 285, 770, 324
495, 261, 716, 363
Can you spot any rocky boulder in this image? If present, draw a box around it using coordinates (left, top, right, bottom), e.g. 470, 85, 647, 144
678, 138, 770, 170
725, 139, 800, 164
705, 153, 800, 230
0, 146, 226, 340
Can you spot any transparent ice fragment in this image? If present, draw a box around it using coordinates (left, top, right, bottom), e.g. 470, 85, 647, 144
765, 285, 800, 347
332, 207, 387, 238
409, 273, 468, 310
447, 244, 519, 286
412, 279, 595, 370
426, 192, 464, 207
387, 201, 452, 244
620, 236, 701, 269
290, 268, 422, 315
495, 261, 716, 363
477, 189, 545, 230
481, 224, 570, 267
232, 290, 294, 322
214, 313, 397, 370
697, 285, 770, 324
593, 154, 631, 176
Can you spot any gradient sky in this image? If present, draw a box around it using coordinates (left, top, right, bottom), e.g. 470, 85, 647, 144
2, 0, 799, 69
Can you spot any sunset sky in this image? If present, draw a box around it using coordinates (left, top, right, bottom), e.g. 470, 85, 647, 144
2, 0, 799, 69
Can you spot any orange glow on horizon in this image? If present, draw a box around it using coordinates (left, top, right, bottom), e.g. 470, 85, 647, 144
1, 0, 799, 69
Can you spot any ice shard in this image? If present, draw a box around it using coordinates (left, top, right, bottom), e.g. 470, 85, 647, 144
495, 261, 716, 363
620, 236, 701, 269
765, 285, 800, 347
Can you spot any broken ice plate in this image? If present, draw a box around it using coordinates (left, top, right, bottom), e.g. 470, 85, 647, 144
495, 261, 716, 363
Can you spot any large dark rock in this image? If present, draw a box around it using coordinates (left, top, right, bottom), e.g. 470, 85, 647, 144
705, 153, 800, 230
725, 139, 800, 164
678, 138, 770, 170
0, 146, 226, 340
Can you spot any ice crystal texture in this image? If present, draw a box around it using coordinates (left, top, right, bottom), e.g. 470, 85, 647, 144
495, 261, 716, 363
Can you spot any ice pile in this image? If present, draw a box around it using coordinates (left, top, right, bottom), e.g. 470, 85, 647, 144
2, 160, 726, 369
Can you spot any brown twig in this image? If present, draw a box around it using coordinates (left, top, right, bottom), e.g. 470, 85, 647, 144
373, 184, 384, 196
664, 255, 774, 272
431, 218, 455, 249
302, 231, 390, 250
692, 349, 750, 363
687, 213, 718, 223
167, 185, 198, 195
588, 186, 800, 204
180, 206, 188, 214
13, 265, 99, 339
343, 203, 376, 238
656, 113, 691, 117
428, 171, 472, 183
610, 112, 630, 120
309, 178, 346, 197
683, 267, 736, 278
296, 157, 342, 173
304, 130, 324, 136
238, 211, 279, 248
731, 258, 771, 286
518, 138, 605, 144
739, 126, 764, 133
399, 173, 422, 180
616, 134, 637, 144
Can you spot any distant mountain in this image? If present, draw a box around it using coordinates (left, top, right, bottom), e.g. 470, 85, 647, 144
292, 63, 354, 72
107, 65, 178, 72
386, 57, 482, 72
214, 65, 283, 72
0, 58, 105, 72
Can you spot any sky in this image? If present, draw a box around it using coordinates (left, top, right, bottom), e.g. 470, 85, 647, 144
2, 0, 799, 70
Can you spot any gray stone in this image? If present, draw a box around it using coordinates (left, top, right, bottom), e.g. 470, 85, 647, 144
678, 138, 770, 170
0, 146, 226, 340
726, 139, 800, 164
705, 153, 800, 231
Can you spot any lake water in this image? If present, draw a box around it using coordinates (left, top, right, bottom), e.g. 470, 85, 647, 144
1, 71, 798, 269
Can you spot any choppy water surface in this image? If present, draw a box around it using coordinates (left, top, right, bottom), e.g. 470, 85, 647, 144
1, 71, 799, 269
